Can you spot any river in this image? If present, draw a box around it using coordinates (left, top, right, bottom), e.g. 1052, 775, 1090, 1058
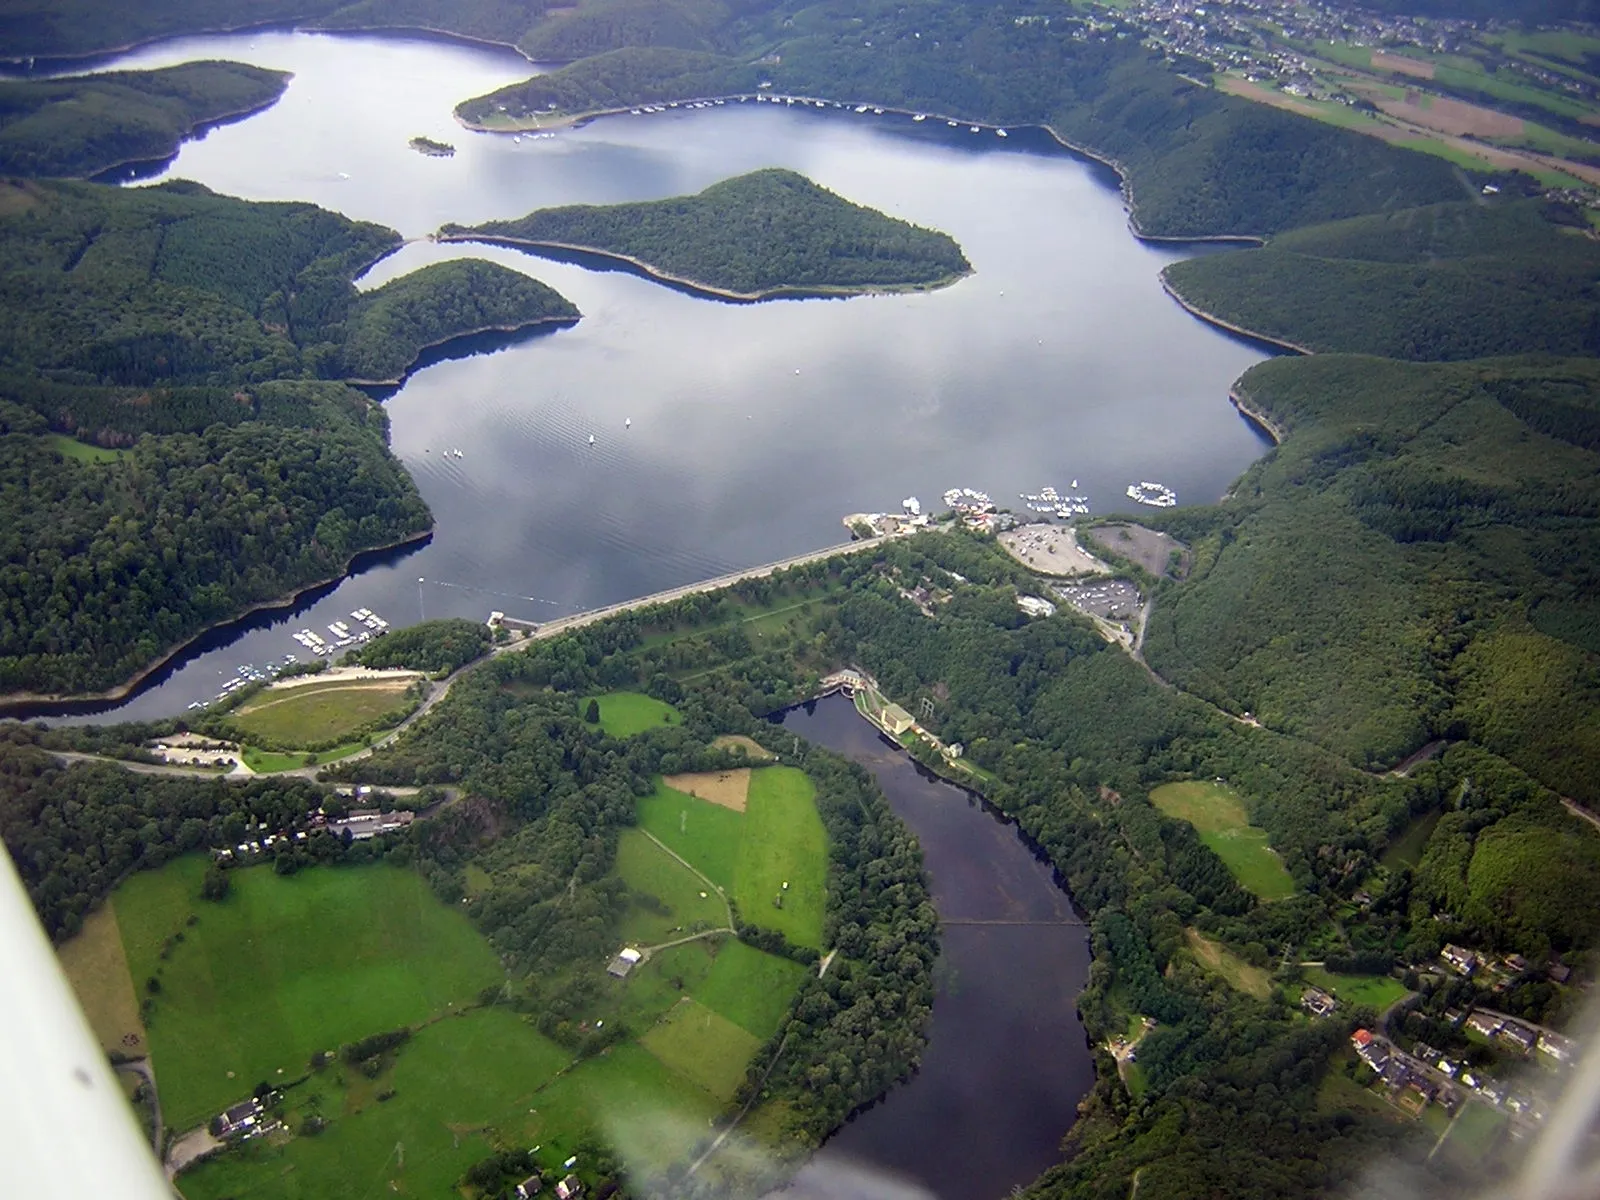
776, 695, 1094, 1200
13, 27, 1271, 721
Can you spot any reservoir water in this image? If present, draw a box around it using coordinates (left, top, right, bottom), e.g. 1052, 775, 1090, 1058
19, 28, 1272, 721
777, 695, 1094, 1199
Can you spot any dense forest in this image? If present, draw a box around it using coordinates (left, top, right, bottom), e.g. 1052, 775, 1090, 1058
0, 385, 429, 695
346, 616, 492, 673
0, 178, 577, 697
0, 61, 288, 179
442, 168, 969, 297
1143, 354, 1600, 801
1163, 200, 1600, 360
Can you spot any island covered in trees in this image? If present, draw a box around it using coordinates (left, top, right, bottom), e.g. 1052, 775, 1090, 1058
439, 168, 971, 300
0, 61, 290, 179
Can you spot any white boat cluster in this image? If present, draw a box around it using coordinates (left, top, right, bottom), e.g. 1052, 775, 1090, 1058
943, 486, 994, 513
188, 655, 301, 709
629, 99, 729, 115
624, 95, 1009, 137
1021, 484, 1090, 518
291, 608, 389, 657
1127, 481, 1177, 508
903, 496, 922, 516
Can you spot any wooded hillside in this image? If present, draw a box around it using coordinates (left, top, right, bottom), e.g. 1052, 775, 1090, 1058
0, 61, 288, 179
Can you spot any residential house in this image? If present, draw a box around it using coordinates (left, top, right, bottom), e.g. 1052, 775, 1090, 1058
1538, 1031, 1575, 1063
555, 1176, 584, 1200
1497, 1022, 1538, 1055
516, 1175, 544, 1198
1301, 987, 1338, 1018
606, 947, 643, 978
1441, 944, 1477, 975
1465, 1011, 1502, 1039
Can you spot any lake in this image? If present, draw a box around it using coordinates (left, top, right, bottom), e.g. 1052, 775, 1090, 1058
777, 695, 1094, 1199
16, 27, 1271, 721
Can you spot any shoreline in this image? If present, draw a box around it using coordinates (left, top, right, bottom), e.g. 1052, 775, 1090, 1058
0, 528, 433, 718
84, 82, 292, 181
1, 19, 537, 72
1158, 275, 1314, 356
435, 232, 970, 303
454, 90, 1267, 249
340, 312, 581, 386
1227, 386, 1287, 446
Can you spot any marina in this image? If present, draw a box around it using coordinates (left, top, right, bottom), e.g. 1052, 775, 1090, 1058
1126, 481, 1178, 507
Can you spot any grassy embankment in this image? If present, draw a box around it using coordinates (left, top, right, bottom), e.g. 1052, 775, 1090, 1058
228, 677, 418, 771
1150, 780, 1298, 901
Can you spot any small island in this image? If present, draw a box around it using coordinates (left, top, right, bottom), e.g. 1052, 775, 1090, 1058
438, 168, 971, 301
408, 135, 455, 157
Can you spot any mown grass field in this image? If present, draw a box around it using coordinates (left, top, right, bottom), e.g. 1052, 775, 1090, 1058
614, 827, 729, 944
637, 781, 744, 890
231, 678, 414, 746
587, 690, 681, 737
57, 904, 146, 1056
1302, 965, 1409, 1012
1151, 781, 1298, 901
1186, 928, 1272, 1000
180, 1006, 574, 1200
693, 941, 809, 1039
242, 740, 366, 773
111, 856, 503, 1129
733, 768, 826, 948
640, 997, 763, 1101
639, 768, 829, 946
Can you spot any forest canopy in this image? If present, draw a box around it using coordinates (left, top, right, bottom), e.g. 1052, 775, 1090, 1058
441, 168, 970, 298
0, 61, 289, 179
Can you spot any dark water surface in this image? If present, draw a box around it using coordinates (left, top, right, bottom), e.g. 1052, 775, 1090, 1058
24, 28, 1268, 724
777, 696, 1093, 1200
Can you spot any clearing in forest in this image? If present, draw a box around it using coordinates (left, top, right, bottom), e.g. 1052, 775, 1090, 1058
1185, 928, 1273, 1000
586, 690, 682, 737
1150, 780, 1298, 901
711, 733, 777, 762
664, 768, 753, 812
230, 676, 415, 745
56, 904, 146, 1056
107, 855, 503, 1130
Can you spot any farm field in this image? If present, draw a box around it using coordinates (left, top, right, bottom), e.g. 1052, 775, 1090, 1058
640, 997, 763, 1100
107, 856, 503, 1130
711, 734, 777, 762
180, 1007, 574, 1200
230, 677, 415, 746
1186, 928, 1272, 1000
637, 768, 828, 947
242, 740, 366, 773
614, 827, 730, 944
1302, 965, 1409, 1013
586, 690, 681, 737
693, 940, 809, 1039
1151, 781, 1298, 901
56, 904, 146, 1056
733, 767, 826, 948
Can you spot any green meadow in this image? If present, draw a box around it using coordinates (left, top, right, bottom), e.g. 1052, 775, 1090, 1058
110, 856, 503, 1130
635, 768, 827, 948
1302, 965, 1409, 1013
1151, 781, 1299, 901
586, 690, 681, 737
230, 677, 415, 746
615, 827, 730, 943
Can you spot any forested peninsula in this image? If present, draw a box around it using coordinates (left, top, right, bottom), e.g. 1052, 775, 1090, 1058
440, 168, 970, 299
0, 61, 289, 179
0, 178, 578, 699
